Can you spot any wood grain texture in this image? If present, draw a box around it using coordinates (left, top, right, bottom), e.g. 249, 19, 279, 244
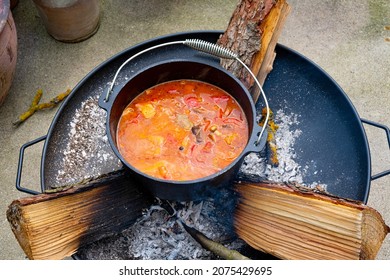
7, 171, 152, 260
217, 0, 291, 102
234, 181, 390, 259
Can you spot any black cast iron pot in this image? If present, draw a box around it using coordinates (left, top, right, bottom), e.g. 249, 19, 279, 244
98, 59, 267, 201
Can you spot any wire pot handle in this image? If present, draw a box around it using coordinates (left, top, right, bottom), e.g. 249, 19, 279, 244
104, 39, 269, 147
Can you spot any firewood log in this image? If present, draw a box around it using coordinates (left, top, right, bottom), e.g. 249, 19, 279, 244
6, 170, 152, 260
234, 181, 390, 260
217, 0, 291, 102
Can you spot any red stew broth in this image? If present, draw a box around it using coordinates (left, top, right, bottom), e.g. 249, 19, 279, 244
116, 79, 249, 181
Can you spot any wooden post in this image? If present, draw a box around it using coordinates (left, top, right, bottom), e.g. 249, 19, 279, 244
217, 0, 291, 102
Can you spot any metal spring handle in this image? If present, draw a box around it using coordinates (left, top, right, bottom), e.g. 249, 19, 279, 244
184, 39, 237, 59
105, 39, 269, 146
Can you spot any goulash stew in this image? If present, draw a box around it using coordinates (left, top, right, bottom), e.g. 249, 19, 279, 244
117, 80, 249, 180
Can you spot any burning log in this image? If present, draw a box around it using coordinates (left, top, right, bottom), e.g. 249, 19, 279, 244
217, 0, 291, 102
234, 181, 390, 260
6, 171, 152, 260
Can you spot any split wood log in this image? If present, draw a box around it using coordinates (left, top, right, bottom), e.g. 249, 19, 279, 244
217, 0, 291, 102
234, 181, 390, 260
6, 171, 153, 260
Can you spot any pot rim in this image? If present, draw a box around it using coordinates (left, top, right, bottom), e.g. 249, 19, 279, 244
100, 59, 264, 184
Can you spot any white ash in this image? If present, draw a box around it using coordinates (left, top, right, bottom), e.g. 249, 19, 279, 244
54, 75, 140, 187
240, 109, 327, 190
78, 198, 246, 260
55, 95, 122, 186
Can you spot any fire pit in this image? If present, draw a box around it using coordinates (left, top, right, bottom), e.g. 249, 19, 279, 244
16, 31, 390, 259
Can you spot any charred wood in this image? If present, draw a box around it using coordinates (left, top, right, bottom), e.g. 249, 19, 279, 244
6, 170, 152, 260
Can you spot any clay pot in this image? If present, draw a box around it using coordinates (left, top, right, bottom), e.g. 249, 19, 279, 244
32, 0, 100, 43
0, 0, 17, 106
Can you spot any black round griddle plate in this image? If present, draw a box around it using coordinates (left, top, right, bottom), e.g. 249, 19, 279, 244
42, 31, 370, 202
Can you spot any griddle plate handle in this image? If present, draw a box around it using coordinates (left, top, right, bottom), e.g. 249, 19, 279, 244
361, 119, 390, 181
16, 135, 47, 195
